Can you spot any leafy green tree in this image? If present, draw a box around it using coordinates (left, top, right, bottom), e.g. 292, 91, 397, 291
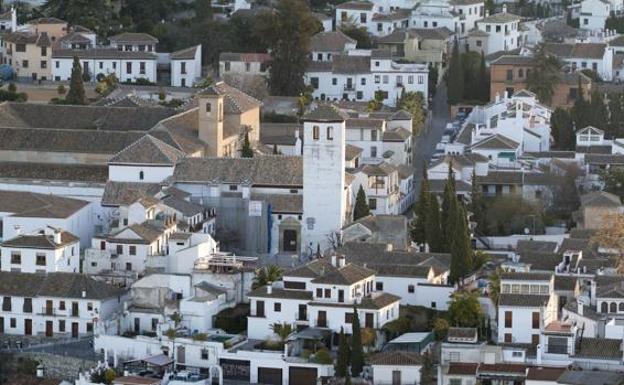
256, 0, 321, 95
195, 0, 213, 21
526, 45, 562, 105
335, 327, 351, 377
601, 168, 624, 201
551, 107, 574, 150
426, 193, 443, 252
353, 185, 371, 221
43, 0, 117, 34
397, 91, 426, 135
367, 91, 384, 111
252, 265, 283, 289
350, 307, 364, 377
241, 132, 254, 158
65, 56, 87, 105
448, 290, 483, 327
339, 25, 373, 48
447, 39, 464, 105
607, 92, 624, 138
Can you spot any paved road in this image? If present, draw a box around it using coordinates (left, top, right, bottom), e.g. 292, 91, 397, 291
412, 83, 450, 197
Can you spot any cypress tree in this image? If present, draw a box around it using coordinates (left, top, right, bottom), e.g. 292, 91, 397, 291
479, 51, 489, 102
449, 203, 473, 285
447, 39, 464, 105
353, 186, 370, 220
421, 351, 434, 385
241, 132, 254, 158
411, 165, 430, 244
273, 143, 279, 154
440, 162, 456, 250
469, 168, 485, 231
350, 307, 364, 377
426, 193, 442, 252
65, 55, 87, 105
589, 90, 608, 131
336, 327, 350, 377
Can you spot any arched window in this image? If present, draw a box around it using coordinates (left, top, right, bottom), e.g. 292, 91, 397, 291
327, 126, 334, 140
313, 125, 320, 140
619, 302, 624, 312
601, 302, 608, 313
139, 171, 144, 180
610, 302, 617, 313
518, 68, 524, 78
205, 102, 211, 113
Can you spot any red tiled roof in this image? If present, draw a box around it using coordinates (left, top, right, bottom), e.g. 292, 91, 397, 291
447, 362, 478, 375
527, 367, 566, 381
479, 363, 527, 374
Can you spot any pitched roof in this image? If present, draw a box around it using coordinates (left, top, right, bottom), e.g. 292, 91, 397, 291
330, 54, 371, 74
219, 52, 271, 63
447, 363, 478, 375
580, 191, 621, 207
0, 162, 107, 183
0, 271, 125, 299
286, 259, 337, 278
553, 275, 577, 291
336, 1, 374, 10
260, 123, 302, 146
345, 143, 363, 160
520, 252, 562, 271
199, 81, 262, 114
372, 264, 432, 278
249, 192, 303, 213
0, 191, 89, 218
517, 240, 558, 253
52, 48, 157, 60
574, 338, 622, 361
161, 196, 204, 216
0, 102, 175, 131
338, 242, 451, 271
447, 327, 478, 339
471, 134, 520, 150
310, 31, 356, 52
411, 27, 453, 40
248, 285, 313, 300
557, 370, 624, 385
101, 181, 161, 207
109, 135, 186, 165
303, 104, 348, 122
2, 230, 79, 249
311, 263, 376, 285
170, 45, 200, 60
478, 11, 521, 23
369, 351, 422, 366
501, 272, 552, 281
383, 127, 411, 141
110, 221, 169, 244
109, 32, 158, 43
526, 367, 566, 381
490, 55, 537, 66
173, 156, 302, 187
499, 294, 549, 307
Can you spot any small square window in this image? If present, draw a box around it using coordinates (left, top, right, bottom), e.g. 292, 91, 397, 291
274, 303, 281, 312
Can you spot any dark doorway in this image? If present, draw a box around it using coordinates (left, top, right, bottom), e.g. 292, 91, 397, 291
25, 319, 32, 335
258, 367, 282, 385
72, 322, 79, 338
283, 230, 297, 252
365, 313, 374, 328
45, 321, 53, 337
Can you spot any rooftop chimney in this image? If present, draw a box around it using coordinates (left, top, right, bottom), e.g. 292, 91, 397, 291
267, 283, 273, 294
502, 4, 507, 13
53, 230, 62, 245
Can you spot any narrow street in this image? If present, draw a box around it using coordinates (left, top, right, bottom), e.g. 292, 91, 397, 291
412, 83, 450, 198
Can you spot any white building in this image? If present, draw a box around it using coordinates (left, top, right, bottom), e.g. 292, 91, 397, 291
306, 49, 428, 107
411, 0, 484, 37
467, 7, 523, 56
1, 226, 79, 273
310, 31, 357, 62
51, 49, 158, 83
170, 45, 202, 87
544, 42, 614, 81
498, 272, 553, 345
218, 52, 271, 77
370, 351, 423, 385
109, 32, 158, 52
0, 190, 93, 249
0, 271, 126, 337
247, 256, 401, 340
579, 0, 611, 31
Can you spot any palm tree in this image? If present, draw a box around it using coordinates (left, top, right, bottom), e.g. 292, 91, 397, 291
526, 44, 562, 105
270, 322, 293, 344
488, 268, 502, 314
253, 265, 284, 289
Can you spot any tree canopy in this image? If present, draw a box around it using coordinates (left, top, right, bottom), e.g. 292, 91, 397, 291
526, 45, 562, 105
353, 186, 371, 221
448, 290, 483, 327
256, 0, 321, 96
